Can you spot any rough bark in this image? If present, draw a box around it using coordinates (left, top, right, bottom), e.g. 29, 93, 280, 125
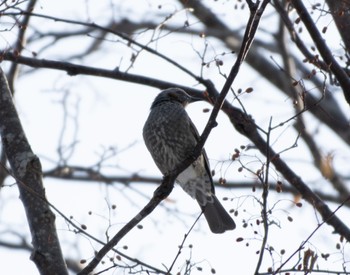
0, 68, 68, 275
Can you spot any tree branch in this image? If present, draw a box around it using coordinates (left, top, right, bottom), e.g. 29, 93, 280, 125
6, 0, 37, 93
183, 0, 350, 146
222, 101, 350, 241
78, 173, 176, 275
79, 1, 271, 273
184, 0, 350, 241
0, 51, 203, 92
0, 68, 68, 275
291, 0, 350, 104
3, 11, 206, 83
325, 0, 350, 53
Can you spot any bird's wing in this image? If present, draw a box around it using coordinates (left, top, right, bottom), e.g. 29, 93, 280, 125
188, 119, 215, 193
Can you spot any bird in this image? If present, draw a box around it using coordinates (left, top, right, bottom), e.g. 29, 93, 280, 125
143, 87, 236, 233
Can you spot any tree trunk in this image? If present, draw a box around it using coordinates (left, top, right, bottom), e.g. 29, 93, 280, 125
0, 68, 68, 275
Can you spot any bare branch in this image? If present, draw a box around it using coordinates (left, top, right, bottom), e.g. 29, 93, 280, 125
6, 0, 37, 93
275, 11, 350, 201
290, 0, 350, 104
0, 67, 68, 275
2, 11, 208, 84
325, 0, 350, 53
183, 0, 350, 146
79, 1, 272, 273
275, 196, 350, 273
78, 173, 176, 275
254, 118, 273, 274
0, 51, 204, 91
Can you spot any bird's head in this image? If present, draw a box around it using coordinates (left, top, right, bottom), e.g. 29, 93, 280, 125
151, 88, 202, 109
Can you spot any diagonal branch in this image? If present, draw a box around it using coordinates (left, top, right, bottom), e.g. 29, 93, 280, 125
274, 196, 350, 273
78, 174, 176, 275
79, 1, 271, 273
182, 0, 350, 146
193, 0, 271, 155
275, 9, 350, 201
290, 0, 350, 104
221, 101, 350, 241
325, 0, 350, 55
0, 67, 68, 275
183, 0, 350, 242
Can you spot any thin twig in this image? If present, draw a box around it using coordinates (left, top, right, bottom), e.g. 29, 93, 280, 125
78, 173, 177, 275
274, 196, 350, 274
195, 0, 271, 157
290, 0, 350, 104
2, 11, 210, 85
167, 214, 202, 274
78, 1, 272, 273
0, 162, 169, 275
254, 117, 273, 274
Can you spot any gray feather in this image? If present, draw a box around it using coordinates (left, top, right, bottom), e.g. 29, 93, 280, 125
143, 88, 236, 233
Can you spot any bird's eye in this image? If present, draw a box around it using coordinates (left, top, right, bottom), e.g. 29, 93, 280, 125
169, 92, 180, 101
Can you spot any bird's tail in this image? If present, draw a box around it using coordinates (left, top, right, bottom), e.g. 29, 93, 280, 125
200, 195, 236, 234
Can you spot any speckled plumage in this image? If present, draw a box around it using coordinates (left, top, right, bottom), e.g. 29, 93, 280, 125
143, 88, 235, 233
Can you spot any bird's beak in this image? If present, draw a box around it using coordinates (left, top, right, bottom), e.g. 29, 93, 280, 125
189, 95, 203, 103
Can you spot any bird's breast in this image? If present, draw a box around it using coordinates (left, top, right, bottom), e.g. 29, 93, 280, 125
143, 104, 197, 174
